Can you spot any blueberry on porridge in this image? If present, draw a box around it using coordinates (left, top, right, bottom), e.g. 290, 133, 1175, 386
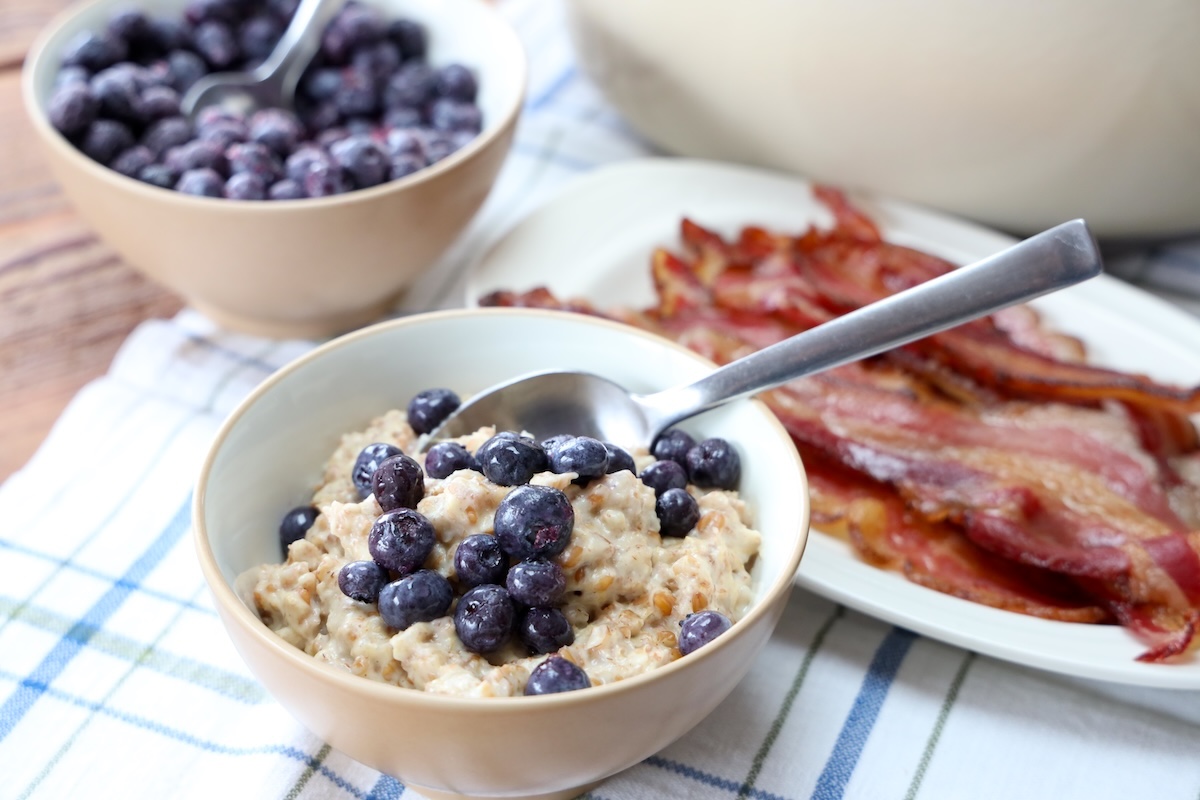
370, 452, 424, 511
424, 441, 474, 479
651, 428, 695, 468
546, 435, 609, 485
525, 654, 590, 696
678, 610, 733, 656
453, 533, 508, 588
655, 487, 701, 538
517, 607, 574, 655
406, 387, 460, 435
505, 559, 566, 607
240, 389, 761, 697
367, 508, 435, 575
639, 459, 687, 497
686, 437, 742, 490
454, 583, 516, 654
352, 442, 401, 497
475, 433, 546, 486
337, 560, 389, 603
379, 570, 454, 630
493, 484, 574, 560
278, 504, 318, 551
603, 442, 636, 475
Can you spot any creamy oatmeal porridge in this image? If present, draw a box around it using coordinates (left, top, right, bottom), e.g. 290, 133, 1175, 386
240, 407, 761, 697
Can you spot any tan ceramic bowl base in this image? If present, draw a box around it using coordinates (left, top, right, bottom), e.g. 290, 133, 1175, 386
408, 778, 603, 800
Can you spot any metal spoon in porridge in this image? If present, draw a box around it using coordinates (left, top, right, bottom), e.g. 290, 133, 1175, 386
426, 219, 1103, 449
180, 0, 346, 118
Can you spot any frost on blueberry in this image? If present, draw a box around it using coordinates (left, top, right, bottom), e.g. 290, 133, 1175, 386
406, 387, 460, 435
379, 570, 453, 630
518, 607, 574, 655
493, 484, 574, 560
475, 433, 547, 487
351, 442, 401, 498
338, 560, 389, 603
453, 533, 508, 589
371, 452, 425, 512
678, 610, 733, 655
368, 508, 435, 576
524, 655, 590, 695
454, 584, 514, 653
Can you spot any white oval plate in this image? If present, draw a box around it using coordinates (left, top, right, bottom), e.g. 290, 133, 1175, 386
466, 158, 1200, 688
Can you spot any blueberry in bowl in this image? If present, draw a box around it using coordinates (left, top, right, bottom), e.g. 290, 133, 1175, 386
22, 0, 527, 338
195, 307, 809, 800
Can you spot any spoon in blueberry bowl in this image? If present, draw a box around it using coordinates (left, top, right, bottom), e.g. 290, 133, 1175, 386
181, 0, 346, 118
426, 219, 1104, 450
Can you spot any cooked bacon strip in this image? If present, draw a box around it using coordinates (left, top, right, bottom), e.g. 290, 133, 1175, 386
991, 305, 1087, 363
908, 326, 1200, 415
1075, 576, 1200, 663
685, 210, 1200, 478
767, 367, 1189, 538
689, 327, 1200, 660
811, 185, 884, 243
692, 267, 1195, 531
798, 440, 1110, 623
652, 248, 710, 317
478, 287, 603, 316
769, 202, 1200, 418
678, 194, 1200, 425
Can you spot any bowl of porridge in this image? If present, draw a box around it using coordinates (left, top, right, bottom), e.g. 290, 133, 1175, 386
193, 308, 809, 800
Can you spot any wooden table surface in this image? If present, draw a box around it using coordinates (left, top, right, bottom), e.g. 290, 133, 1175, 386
0, 0, 185, 481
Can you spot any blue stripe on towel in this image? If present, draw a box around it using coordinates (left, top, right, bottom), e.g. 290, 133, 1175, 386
0, 496, 193, 741
810, 628, 917, 800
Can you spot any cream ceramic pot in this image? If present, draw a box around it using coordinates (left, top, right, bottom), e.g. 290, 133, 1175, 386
194, 308, 810, 800
565, 0, 1200, 238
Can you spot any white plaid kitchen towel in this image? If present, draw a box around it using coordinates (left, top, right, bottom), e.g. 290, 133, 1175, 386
5, 1, 1200, 798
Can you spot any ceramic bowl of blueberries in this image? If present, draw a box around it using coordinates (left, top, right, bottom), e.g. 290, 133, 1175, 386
194, 308, 810, 800
22, 0, 526, 338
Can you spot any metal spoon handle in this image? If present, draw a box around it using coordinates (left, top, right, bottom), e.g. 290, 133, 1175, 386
257, 0, 347, 95
635, 218, 1103, 437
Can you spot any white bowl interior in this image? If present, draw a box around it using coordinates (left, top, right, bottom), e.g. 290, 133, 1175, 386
29, 0, 525, 144
202, 310, 808, 611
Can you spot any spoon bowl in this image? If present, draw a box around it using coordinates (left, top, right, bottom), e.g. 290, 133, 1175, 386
428, 369, 653, 445
181, 0, 346, 118
428, 219, 1104, 448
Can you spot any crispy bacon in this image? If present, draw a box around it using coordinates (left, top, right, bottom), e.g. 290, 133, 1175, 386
798, 440, 1110, 623
480, 192, 1200, 662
